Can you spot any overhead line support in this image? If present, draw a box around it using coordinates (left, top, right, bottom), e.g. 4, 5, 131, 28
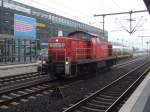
94, 10, 148, 35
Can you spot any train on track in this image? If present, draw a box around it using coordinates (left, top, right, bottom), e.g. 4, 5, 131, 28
37, 31, 133, 78
112, 45, 133, 59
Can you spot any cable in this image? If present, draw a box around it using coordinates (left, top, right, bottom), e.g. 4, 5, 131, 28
132, 18, 147, 33
30, 0, 92, 23
111, 0, 125, 12
14, 0, 86, 21
46, 0, 91, 18
114, 18, 129, 33
96, 0, 115, 11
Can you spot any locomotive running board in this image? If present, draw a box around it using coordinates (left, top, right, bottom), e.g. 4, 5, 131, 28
73, 56, 117, 64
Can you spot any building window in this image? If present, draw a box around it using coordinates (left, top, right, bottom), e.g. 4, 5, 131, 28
3, 1, 31, 14
62, 18, 66, 25
52, 15, 58, 23
49, 14, 52, 21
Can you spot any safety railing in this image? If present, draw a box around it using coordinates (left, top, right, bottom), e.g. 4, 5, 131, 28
0, 36, 37, 65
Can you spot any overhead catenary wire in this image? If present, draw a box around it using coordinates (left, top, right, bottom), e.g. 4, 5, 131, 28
115, 18, 130, 33
30, 0, 93, 24
97, 0, 116, 11
111, 0, 125, 12
45, 0, 124, 24
46, 0, 91, 18
132, 18, 147, 33
15, 0, 90, 23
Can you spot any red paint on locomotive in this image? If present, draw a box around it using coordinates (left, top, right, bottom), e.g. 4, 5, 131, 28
48, 31, 112, 61
38, 31, 132, 78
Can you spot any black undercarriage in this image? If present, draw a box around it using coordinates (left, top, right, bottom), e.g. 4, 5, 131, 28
37, 57, 117, 79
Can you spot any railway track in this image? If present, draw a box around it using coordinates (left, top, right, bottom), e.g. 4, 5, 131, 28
0, 79, 58, 109
0, 72, 47, 87
113, 56, 146, 68
63, 59, 150, 112
0, 57, 148, 111
0, 56, 143, 88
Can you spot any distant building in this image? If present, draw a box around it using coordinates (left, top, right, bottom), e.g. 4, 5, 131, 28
0, 0, 108, 49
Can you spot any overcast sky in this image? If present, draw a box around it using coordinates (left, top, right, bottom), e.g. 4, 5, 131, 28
15, 0, 150, 50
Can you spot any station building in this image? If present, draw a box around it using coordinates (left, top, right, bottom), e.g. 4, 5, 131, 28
0, 0, 108, 63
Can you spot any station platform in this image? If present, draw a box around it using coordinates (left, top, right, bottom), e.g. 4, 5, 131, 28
0, 63, 37, 70
0, 63, 37, 78
119, 72, 150, 112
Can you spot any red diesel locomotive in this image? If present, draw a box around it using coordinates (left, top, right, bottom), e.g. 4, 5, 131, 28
39, 31, 117, 78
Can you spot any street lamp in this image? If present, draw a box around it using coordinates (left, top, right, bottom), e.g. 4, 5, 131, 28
146, 42, 149, 56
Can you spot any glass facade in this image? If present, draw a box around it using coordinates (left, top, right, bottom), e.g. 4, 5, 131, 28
0, 35, 37, 64
0, 0, 108, 47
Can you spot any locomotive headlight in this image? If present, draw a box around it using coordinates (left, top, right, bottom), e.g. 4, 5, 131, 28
56, 39, 58, 42
42, 60, 46, 64
65, 61, 69, 65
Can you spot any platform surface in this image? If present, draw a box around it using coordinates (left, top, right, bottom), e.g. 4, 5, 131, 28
0, 63, 37, 69
119, 72, 150, 112
0, 63, 37, 78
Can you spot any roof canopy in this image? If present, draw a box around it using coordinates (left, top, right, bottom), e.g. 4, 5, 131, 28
144, 0, 150, 13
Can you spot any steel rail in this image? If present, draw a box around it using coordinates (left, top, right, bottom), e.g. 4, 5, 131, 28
0, 72, 48, 89
0, 72, 46, 82
113, 56, 146, 68
105, 63, 150, 112
0, 82, 57, 107
63, 60, 150, 112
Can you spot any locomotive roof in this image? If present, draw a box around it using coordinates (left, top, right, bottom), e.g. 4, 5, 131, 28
68, 31, 99, 37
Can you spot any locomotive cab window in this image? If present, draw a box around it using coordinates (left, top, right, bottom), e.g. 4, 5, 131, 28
82, 33, 89, 40
49, 43, 65, 48
69, 34, 77, 39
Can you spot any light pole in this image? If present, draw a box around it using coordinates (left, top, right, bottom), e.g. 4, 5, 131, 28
138, 36, 150, 51
125, 41, 128, 46
146, 42, 149, 56
2, 0, 3, 7
116, 38, 119, 45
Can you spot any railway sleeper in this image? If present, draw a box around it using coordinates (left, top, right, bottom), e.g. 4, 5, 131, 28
31, 87, 41, 91
1, 95, 12, 100
103, 92, 121, 96
98, 94, 118, 99
96, 96, 117, 102
94, 97, 116, 103
80, 106, 105, 112
90, 99, 112, 106
20, 99, 28, 102
17, 91, 28, 95
74, 110, 83, 112
98, 94, 118, 100
104, 90, 125, 94
86, 102, 109, 110
10, 93, 21, 97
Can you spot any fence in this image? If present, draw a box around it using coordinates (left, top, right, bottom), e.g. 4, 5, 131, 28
0, 35, 37, 64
